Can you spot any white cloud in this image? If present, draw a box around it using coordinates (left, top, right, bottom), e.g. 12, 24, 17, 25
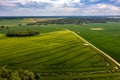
0, 0, 82, 8
81, 4, 120, 15
96, 4, 120, 11
0, 0, 120, 16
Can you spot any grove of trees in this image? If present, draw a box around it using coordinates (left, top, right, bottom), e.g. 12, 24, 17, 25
6, 30, 39, 37
0, 66, 40, 80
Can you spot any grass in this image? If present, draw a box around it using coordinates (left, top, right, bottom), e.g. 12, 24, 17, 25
0, 29, 120, 79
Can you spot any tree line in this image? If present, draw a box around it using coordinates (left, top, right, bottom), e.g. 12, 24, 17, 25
27, 18, 120, 25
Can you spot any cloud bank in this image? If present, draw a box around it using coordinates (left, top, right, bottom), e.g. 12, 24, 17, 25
0, 0, 120, 16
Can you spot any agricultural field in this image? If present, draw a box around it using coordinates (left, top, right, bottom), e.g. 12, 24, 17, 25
22, 18, 62, 22
0, 19, 26, 26
56, 22, 120, 63
0, 19, 120, 63
0, 18, 120, 79
0, 30, 120, 80
0, 18, 61, 26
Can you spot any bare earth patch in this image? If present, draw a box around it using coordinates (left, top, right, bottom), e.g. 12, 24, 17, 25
91, 28, 104, 31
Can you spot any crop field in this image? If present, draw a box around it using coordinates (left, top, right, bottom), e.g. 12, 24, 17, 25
0, 29, 120, 79
0, 18, 61, 26
0, 19, 120, 79
56, 22, 120, 63
0, 19, 27, 26
1, 20, 120, 63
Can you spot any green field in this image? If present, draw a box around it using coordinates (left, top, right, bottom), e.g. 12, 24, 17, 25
56, 22, 120, 63
1, 21, 120, 63
0, 29, 120, 79
0, 19, 120, 79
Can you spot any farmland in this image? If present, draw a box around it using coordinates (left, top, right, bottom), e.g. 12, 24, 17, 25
57, 22, 120, 62
0, 19, 120, 63
0, 18, 120, 79
0, 29, 120, 79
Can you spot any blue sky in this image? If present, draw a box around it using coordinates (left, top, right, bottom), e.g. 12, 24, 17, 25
0, 0, 120, 16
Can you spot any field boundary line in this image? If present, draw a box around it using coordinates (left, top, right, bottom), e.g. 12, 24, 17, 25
67, 29, 120, 67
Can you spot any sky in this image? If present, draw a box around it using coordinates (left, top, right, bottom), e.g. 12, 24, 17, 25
0, 0, 120, 16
